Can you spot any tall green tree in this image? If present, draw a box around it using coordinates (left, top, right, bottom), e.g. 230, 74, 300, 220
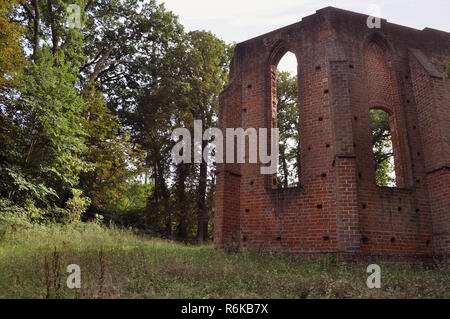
0, 0, 27, 91
1, 0, 234, 237
80, 82, 143, 211
0, 0, 27, 163
174, 31, 232, 242
82, 0, 185, 235
1, 0, 147, 222
0, 0, 90, 211
0, 49, 87, 208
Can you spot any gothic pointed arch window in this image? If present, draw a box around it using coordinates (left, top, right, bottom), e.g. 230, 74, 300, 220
363, 34, 403, 187
269, 47, 300, 188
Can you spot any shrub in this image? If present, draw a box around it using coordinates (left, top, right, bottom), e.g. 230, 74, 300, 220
0, 198, 45, 229
49, 189, 91, 224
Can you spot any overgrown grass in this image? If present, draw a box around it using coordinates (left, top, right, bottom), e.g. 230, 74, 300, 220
0, 223, 448, 299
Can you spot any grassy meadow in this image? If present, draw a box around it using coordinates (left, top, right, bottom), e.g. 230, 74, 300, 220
0, 223, 448, 299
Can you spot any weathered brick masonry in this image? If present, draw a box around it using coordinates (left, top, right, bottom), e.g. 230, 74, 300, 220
214, 7, 450, 262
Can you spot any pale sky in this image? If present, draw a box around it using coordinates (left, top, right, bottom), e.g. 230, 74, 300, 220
159, 0, 450, 75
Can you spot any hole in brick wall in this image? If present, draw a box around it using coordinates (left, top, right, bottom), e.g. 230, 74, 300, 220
274, 50, 300, 189
354, 116, 358, 121
322, 236, 329, 241
390, 237, 396, 243
247, 84, 252, 89
319, 117, 323, 121
321, 173, 327, 178
416, 179, 421, 184
324, 89, 329, 94
353, 143, 357, 148
317, 204, 323, 209
370, 109, 397, 187
316, 65, 321, 71
276, 236, 282, 241
245, 209, 250, 213
362, 237, 369, 244
332, 160, 336, 167
326, 144, 330, 148
398, 207, 402, 212
417, 152, 421, 157
308, 146, 311, 151
242, 108, 247, 113
250, 181, 254, 185
349, 64, 354, 69
243, 236, 247, 242
405, 75, 409, 79
406, 100, 410, 104
426, 240, 430, 246
413, 125, 417, 130
362, 203, 367, 209
416, 208, 420, 213
358, 172, 362, 179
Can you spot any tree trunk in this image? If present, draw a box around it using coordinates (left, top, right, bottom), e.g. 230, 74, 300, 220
146, 148, 170, 239
175, 163, 188, 242
47, 0, 58, 57
196, 140, 208, 243
157, 157, 171, 239
32, 0, 41, 61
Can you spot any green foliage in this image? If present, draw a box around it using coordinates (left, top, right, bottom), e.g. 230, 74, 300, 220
0, 0, 231, 241
1, 0, 148, 225
0, 189, 90, 228
116, 28, 232, 240
276, 71, 300, 188
0, 198, 42, 229
370, 109, 396, 187
0, 0, 27, 161
173, 31, 232, 241
0, 165, 58, 201
0, 0, 27, 91
1, 49, 88, 207
79, 82, 144, 211
106, 179, 153, 212
64, 188, 91, 223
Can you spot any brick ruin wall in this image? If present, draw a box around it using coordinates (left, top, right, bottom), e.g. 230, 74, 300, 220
214, 7, 450, 262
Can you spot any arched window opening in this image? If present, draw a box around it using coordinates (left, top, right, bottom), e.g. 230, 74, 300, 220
274, 51, 299, 188
369, 109, 396, 187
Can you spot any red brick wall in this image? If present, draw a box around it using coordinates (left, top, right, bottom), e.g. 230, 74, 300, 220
425, 169, 450, 254
409, 49, 450, 256
215, 7, 450, 259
